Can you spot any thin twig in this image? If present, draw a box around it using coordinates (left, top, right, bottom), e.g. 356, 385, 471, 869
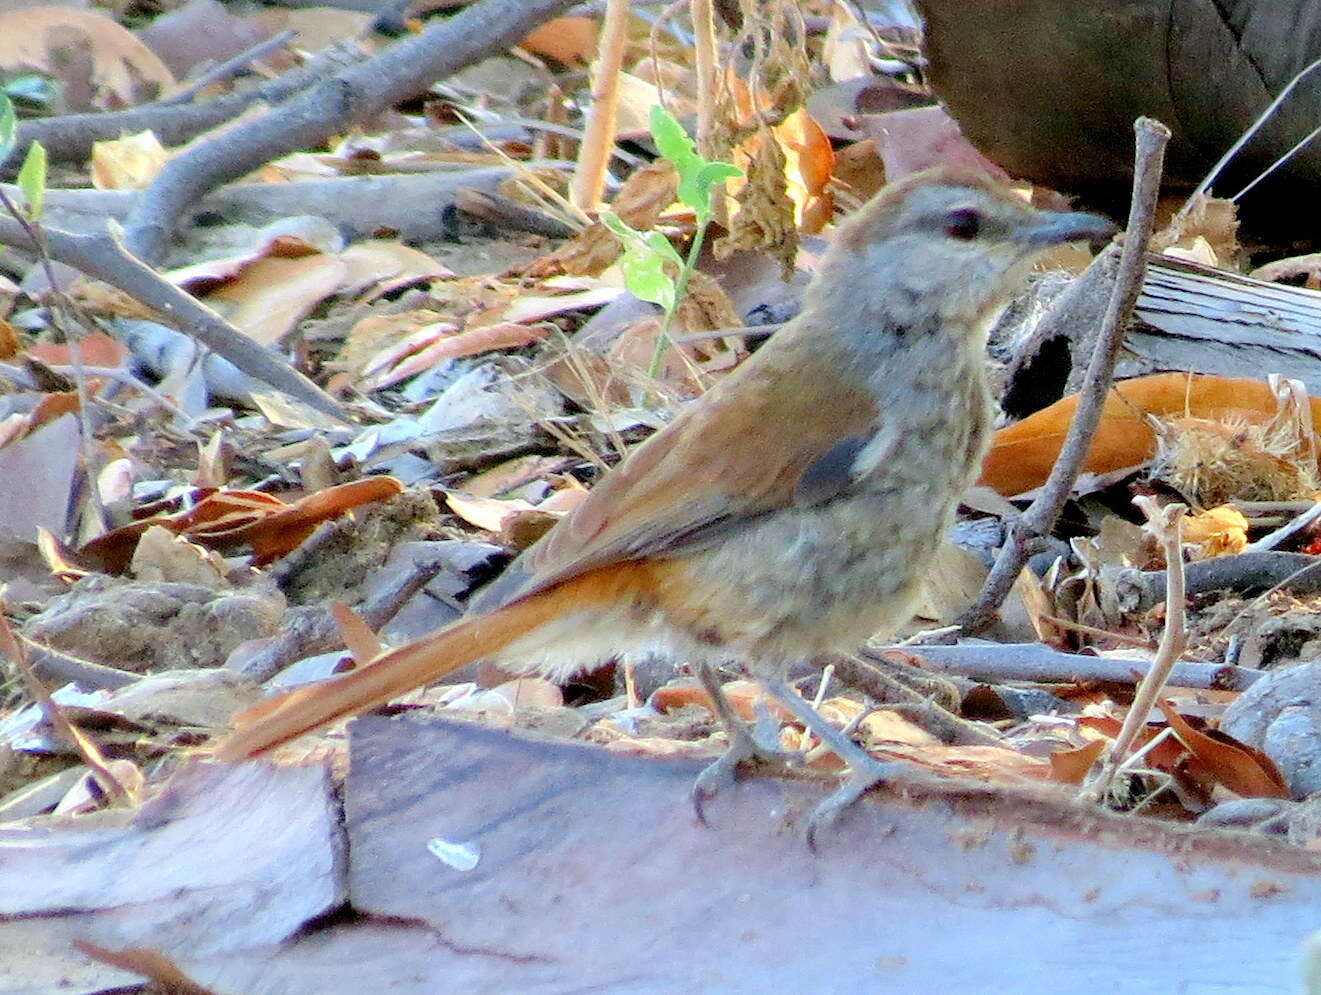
0, 214, 346, 419
1244, 499, 1321, 552
690, 0, 718, 160
1079, 498, 1188, 805
161, 30, 298, 106
0, 188, 108, 533
0, 617, 136, 805
959, 117, 1171, 632
1232, 122, 1321, 203
883, 642, 1260, 693
0, 362, 199, 426
123, 0, 583, 263
22, 637, 140, 691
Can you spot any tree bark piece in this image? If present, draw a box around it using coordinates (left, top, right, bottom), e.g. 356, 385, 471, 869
162, 713, 1321, 993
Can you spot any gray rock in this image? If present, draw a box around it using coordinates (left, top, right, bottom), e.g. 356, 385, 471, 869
1221, 662, 1321, 798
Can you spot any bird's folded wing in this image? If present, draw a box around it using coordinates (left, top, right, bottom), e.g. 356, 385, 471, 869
474, 348, 879, 611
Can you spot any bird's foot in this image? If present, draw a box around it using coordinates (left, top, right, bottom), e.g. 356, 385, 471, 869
691, 726, 799, 824
802, 756, 935, 850
691, 661, 800, 824
761, 677, 941, 849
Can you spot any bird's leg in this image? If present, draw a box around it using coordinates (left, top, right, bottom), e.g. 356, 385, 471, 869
762, 677, 941, 849
691, 661, 800, 823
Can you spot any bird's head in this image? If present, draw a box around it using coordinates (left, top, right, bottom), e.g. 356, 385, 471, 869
822, 168, 1116, 334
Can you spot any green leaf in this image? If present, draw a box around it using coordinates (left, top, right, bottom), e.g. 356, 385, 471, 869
618, 244, 676, 310
17, 140, 46, 220
642, 229, 684, 268
649, 105, 743, 217
0, 95, 15, 164
601, 211, 678, 311
695, 161, 744, 192
649, 105, 699, 172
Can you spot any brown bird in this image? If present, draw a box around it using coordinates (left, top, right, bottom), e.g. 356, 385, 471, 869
216, 168, 1113, 837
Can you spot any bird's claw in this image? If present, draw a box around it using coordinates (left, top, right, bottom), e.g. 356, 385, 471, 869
803, 759, 897, 849
691, 730, 800, 825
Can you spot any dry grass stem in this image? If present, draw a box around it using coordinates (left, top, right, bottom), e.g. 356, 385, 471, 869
570, 0, 631, 209
1080, 496, 1188, 805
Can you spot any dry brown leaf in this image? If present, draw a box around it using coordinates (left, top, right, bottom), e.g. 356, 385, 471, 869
340, 310, 454, 378
462, 455, 575, 498
77, 479, 404, 572
0, 317, 16, 359
821, 0, 872, 81
675, 268, 741, 332
365, 321, 550, 390
831, 138, 886, 203
499, 286, 621, 324
129, 525, 228, 586
912, 540, 989, 626
775, 107, 835, 233
0, 7, 174, 110
605, 318, 703, 395
446, 491, 540, 533
206, 255, 349, 345
530, 162, 679, 278
717, 130, 798, 274
519, 15, 598, 65
240, 477, 405, 564
71, 941, 214, 995
651, 678, 791, 723
1048, 739, 1107, 784
1157, 700, 1289, 799
257, 5, 373, 52
1152, 194, 1240, 269
981, 373, 1321, 497
877, 741, 1051, 782
488, 677, 564, 709
1251, 252, 1321, 289
1178, 505, 1248, 559
331, 601, 383, 663
337, 241, 454, 301
167, 235, 331, 297
26, 331, 128, 368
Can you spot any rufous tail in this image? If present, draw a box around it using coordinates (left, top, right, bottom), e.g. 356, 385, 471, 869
212, 587, 572, 761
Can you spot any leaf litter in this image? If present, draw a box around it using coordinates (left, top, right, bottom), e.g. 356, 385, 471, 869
5, 1, 1321, 987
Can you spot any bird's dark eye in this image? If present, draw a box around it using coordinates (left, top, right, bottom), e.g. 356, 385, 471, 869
945, 208, 981, 240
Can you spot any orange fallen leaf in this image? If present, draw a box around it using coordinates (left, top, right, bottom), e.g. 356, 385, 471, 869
331, 601, 383, 663
1048, 739, 1106, 784
77, 478, 404, 572
241, 477, 405, 564
26, 331, 128, 368
651, 679, 792, 723
1157, 699, 1289, 799
519, 15, 597, 65
981, 372, 1321, 496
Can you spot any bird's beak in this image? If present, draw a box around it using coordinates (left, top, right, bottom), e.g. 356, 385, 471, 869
1017, 210, 1117, 248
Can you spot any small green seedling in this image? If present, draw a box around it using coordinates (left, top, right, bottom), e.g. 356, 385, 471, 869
0, 94, 48, 220
602, 104, 742, 379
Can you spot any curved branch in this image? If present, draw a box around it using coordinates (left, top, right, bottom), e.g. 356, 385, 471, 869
123, 0, 582, 263
9, 49, 359, 167
0, 216, 346, 419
